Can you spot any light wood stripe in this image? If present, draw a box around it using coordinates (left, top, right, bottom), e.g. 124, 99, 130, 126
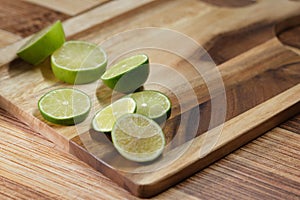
1, 108, 299, 199
0, 29, 22, 48
24, 0, 111, 16
0, 107, 201, 200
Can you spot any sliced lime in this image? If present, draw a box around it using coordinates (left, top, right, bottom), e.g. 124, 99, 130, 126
38, 88, 91, 125
92, 97, 136, 132
112, 113, 165, 162
129, 90, 171, 123
17, 20, 65, 65
101, 54, 149, 93
51, 41, 107, 84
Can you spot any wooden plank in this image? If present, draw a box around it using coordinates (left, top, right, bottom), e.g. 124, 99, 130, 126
23, 0, 111, 16
0, 0, 69, 37
70, 83, 300, 197
0, 108, 135, 200
0, 0, 156, 65
0, 0, 300, 197
1, 108, 299, 199
0, 29, 22, 48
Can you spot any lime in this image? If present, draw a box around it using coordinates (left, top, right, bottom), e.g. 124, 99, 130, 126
17, 20, 65, 65
112, 113, 165, 162
38, 88, 91, 125
129, 90, 171, 123
92, 97, 136, 132
51, 41, 107, 84
101, 54, 149, 93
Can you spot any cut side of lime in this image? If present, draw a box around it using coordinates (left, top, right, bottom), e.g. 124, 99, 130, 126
92, 97, 136, 132
38, 88, 91, 125
112, 113, 165, 162
101, 54, 149, 93
51, 41, 107, 84
17, 20, 65, 65
129, 90, 171, 123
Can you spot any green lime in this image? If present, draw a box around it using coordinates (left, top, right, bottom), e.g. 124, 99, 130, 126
17, 20, 65, 65
112, 113, 165, 162
38, 88, 91, 125
101, 54, 149, 93
51, 41, 107, 84
129, 90, 171, 123
92, 97, 136, 132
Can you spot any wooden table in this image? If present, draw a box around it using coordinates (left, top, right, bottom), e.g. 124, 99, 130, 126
0, 0, 299, 199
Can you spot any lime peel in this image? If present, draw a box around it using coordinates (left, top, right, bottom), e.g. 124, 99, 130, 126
17, 20, 65, 65
101, 54, 149, 93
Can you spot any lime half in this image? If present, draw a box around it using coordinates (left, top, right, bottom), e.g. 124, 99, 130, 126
17, 20, 65, 65
129, 90, 171, 123
92, 97, 136, 132
101, 54, 149, 93
112, 113, 165, 162
51, 41, 107, 84
38, 88, 91, 125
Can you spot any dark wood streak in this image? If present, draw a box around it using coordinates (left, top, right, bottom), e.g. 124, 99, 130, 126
280, 115, 300, 134
204, 21, 274, 65
199, 0, 256, 8
0, 0, 69, 37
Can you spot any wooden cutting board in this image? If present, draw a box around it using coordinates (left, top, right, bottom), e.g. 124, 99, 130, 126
0, 0, 300, 197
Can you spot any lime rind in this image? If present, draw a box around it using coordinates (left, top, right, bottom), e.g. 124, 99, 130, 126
101, 54, 149, 93
92, 97, 136, 132
101, 54, 148, 79
38, 88, 91, 125
17, 20, 65, 65
111, 113, 165, 162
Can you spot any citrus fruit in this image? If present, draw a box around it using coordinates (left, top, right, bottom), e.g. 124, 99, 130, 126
112, 113, 165, 162
51, 41, 107, 84
17, 20, 65, 65
92, 97, 136, 132
101, 54, 149, 93
129, 90, 171, 123
38, 88, 91, 125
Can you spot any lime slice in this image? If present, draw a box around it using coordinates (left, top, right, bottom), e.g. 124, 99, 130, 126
51, 41, 107, 84
17, 20, 65, 65
101, 54, 149, 93
92, 97, 136, 132
112, 113, 165, 162
129, 90, 171, 123
38, 88, 91, 125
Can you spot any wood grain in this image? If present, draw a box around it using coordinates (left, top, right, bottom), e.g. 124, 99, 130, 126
0, 0, 299, 197
0, 30, 22, 48
70, 83, 300, 197
0, 0, 69, 37
1, 107, 299, 199
24, 0, 111, 16
199, 0, 256, 8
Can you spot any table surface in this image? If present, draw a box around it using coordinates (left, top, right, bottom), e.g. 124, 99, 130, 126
0, 0, 299, 199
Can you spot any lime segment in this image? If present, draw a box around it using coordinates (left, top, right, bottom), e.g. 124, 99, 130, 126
92, 97, 136, 132
129, 90, 171, 122
101, 54, 149, 93
17, 20, 65, 65
51, 41, 107, 84
112, 113, 165, 162
38, 88, 91, 125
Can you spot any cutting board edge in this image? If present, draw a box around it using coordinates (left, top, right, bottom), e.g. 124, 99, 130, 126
68, 84, 300, 197
0, 94, 70, 151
